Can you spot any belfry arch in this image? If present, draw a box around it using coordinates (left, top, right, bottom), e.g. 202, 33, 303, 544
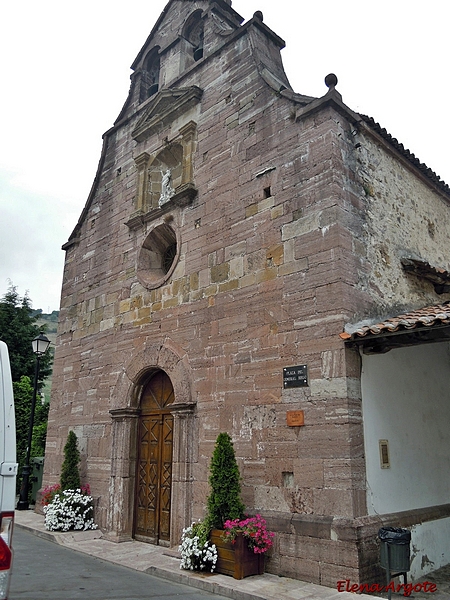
106, 342, 195, 546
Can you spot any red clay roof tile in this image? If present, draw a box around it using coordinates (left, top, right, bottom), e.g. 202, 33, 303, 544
340, 302, 450, 341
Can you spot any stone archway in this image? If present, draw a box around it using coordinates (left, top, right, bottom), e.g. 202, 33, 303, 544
106, 341, 196, 545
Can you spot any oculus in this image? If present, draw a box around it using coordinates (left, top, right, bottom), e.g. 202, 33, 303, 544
137, 223, 179, 289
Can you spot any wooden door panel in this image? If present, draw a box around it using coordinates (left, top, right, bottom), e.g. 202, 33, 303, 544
134, 371, 174, 544
159, 414, 173, 541
135, 415, 160, 540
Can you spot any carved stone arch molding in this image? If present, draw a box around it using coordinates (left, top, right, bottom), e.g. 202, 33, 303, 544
106, 340, 196, 545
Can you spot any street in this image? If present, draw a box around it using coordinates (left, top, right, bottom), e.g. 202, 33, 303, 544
9, 528, 227, 600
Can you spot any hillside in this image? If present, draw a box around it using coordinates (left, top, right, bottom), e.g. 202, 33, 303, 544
33, 310, 58, 345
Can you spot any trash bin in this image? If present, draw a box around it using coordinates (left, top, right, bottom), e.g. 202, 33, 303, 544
30, 457, 44, 505
378, 527, 411, 572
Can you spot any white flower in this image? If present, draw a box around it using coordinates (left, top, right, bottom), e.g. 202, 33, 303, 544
179, 523, 217, 572
44, 489, 98, 532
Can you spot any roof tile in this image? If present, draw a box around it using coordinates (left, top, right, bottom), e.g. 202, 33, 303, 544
360, 115, 450, 196
340, 302, 450, 341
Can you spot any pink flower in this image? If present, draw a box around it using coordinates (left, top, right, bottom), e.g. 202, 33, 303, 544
222, 514, 275, 554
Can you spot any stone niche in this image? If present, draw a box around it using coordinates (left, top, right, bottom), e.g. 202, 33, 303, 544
126, 119, 198, 230
147, 144, 184, 210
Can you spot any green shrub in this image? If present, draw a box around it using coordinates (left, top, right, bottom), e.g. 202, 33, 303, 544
60, 430, 81, 491
206, 432, 245, 529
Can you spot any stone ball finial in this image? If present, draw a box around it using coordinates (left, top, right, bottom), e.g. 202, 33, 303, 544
254, 11, 263, 20
325, 73, 338, 90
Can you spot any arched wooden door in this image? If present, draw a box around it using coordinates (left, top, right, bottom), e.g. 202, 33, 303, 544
134, 371, 174, 545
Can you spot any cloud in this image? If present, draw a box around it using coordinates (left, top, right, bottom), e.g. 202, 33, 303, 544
0, 0, 449, 311
0, 174, 67, 311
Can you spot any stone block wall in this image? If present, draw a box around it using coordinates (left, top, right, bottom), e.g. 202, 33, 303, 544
44, 0, 450, 586
351, 129, 450, 318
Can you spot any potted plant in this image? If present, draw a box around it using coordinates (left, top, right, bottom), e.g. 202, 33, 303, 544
179, 431, 242, 574
205, 432, 273, 579
42, 431, 97, 532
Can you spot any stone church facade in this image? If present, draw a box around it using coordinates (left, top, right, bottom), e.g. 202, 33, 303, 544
44, 0, 450, 586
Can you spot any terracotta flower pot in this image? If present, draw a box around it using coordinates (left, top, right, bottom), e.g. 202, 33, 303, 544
210, 529, 265, 579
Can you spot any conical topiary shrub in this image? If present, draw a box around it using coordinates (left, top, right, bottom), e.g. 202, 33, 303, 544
60, 430, 81, 491
206, 432, 245, 529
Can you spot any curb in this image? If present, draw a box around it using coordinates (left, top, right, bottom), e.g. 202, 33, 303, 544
15, 518, 377, 600
15, 521, 268, 600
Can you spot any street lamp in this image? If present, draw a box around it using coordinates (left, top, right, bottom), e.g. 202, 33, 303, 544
16, 334, 51, 511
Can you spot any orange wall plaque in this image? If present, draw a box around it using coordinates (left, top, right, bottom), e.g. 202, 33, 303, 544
286, 410, 304, 427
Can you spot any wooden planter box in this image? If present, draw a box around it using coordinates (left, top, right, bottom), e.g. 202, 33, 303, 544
210, 529, 265, 579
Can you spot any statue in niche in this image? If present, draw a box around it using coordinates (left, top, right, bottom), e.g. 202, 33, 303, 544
159, 168, 175, 207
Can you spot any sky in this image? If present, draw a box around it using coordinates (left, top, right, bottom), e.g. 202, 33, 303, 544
1, 1, 449, 313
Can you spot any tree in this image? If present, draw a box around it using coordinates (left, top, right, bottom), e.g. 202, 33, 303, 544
1, 284, 53, 495
60, 431, 81, 491
31, 419, 49, 458
206, 432, 245, 529
0, 284, 52, 383
13, 376, 50, 493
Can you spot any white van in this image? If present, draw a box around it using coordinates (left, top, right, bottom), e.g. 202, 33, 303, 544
0, 342, 17, 600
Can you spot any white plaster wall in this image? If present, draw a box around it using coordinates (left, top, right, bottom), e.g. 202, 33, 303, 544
362, 342, 450, 579
361, 341, 450, 514
410, 518, 450, 580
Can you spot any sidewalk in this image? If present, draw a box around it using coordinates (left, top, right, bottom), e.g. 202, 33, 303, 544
15, 510, 376, 600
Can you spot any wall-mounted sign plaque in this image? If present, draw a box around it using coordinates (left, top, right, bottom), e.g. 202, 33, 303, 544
286, 410, 305, 427
283, 365, 308, 388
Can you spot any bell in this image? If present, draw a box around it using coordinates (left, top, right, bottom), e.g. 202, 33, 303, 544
148, 83, 159, 97
193, 43, 203, 61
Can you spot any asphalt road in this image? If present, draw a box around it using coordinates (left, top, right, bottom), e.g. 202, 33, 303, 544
9, 528, 227, 600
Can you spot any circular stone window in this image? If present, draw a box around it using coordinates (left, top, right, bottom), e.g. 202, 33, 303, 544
137, 223, 179, 289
